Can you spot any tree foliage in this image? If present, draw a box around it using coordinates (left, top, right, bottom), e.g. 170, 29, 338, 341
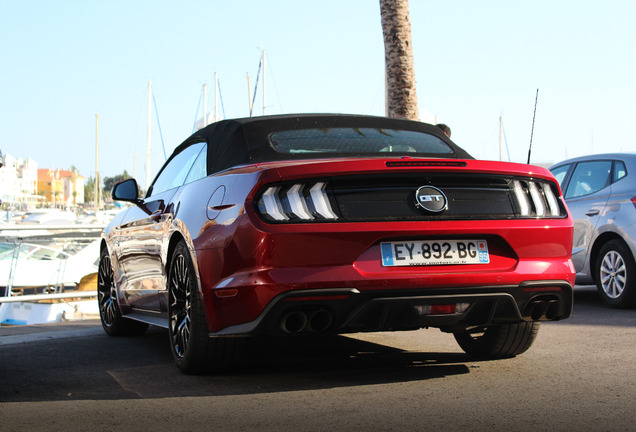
103, 170, 131, 195
84, 170, 131, 203
84, 175, 98, 203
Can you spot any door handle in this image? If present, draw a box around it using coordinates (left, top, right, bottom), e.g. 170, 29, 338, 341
585, 209, 600, 217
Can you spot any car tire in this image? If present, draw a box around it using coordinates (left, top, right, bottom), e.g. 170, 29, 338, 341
453, 321, 540, 358
168, 240, 242, 374
97, 248, 148, 336
595, 239, 636, 308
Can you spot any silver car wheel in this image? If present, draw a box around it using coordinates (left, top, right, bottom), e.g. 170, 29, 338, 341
600, 250, 626, 299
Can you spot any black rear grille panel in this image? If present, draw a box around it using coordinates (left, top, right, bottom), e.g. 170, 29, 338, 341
328, 174, 562, 222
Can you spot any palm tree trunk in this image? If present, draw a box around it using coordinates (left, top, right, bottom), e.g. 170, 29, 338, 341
379, 0, 419, 120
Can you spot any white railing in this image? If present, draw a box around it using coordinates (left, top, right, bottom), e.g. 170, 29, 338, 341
0, 224, 106, 232
0, 291, 97, 303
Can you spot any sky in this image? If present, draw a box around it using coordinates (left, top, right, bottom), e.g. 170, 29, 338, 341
2, 0, 636, 189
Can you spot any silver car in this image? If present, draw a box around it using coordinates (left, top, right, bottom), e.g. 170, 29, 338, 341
550, 153, 636, 308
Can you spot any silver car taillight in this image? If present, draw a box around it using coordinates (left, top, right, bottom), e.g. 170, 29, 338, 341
512, 179, 563, 218
257, 182, 338, 222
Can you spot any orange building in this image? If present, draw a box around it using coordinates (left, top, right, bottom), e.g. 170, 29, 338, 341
37, 169, 85, 207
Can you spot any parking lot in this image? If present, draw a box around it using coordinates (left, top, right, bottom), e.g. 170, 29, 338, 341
1, 285, 635, 431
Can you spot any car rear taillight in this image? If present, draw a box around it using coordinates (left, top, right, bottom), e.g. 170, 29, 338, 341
512, 179, 564, 218
632, 196, 636, 209
257, 182, 339, 222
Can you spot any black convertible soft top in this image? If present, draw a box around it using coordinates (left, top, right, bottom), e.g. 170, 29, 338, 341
174, 114, 473, 175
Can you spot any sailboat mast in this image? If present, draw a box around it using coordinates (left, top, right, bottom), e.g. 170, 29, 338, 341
247, 73, 253, 116
214, 72, 219, 122
203, 84, 208, 127
146, 81, 152, 191
499, 116, 503, 161
262, 50, 267, 115
95, 113, 99, 213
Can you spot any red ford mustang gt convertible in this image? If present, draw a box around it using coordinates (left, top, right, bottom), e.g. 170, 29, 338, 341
99, 114, 575, 374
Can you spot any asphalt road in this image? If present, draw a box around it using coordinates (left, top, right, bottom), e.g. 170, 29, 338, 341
1, 285, 635, 432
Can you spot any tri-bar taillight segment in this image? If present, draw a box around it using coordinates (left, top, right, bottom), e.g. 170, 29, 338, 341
257, 182, 339, 222
511, 179, 563, 217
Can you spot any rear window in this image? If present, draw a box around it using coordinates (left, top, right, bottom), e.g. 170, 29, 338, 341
269, 128, 453, 155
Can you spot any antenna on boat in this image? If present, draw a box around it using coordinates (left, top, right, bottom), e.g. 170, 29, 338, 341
527, 88, 539, 164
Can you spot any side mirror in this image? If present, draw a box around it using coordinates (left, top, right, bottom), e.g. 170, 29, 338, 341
112, 178, 141, 203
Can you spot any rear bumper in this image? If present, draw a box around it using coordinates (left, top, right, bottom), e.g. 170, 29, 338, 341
195, 214, 575, 334
208, 280, 573, 337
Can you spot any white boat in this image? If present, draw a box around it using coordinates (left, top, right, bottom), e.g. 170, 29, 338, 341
0, 240, 99, 294
0, 295, 98, 325
20, 209, 78, 225
0, 224, 103, 325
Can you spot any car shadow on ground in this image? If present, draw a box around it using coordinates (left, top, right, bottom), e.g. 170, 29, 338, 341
241, 334, 472, 380
0, 327, 480, 402
572, 284, 603, 305
548, 284, 636, 327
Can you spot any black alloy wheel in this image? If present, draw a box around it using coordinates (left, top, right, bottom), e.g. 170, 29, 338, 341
97, 249, 117, 329
169, 247, 192, 359
97, 248, 148, 336
168, 240, 242, 374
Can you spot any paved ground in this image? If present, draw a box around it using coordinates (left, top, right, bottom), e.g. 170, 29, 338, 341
1, 285, 635, 431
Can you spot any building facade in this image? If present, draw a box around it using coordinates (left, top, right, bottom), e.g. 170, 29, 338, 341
0, 155, 39, 209
37, 169, 85, 208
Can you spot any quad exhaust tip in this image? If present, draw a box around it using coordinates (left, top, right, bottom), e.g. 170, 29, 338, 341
307, 309, 333, 332
280, 309, 333, 334
526, 299, 561, 321
545, 300, 560, 320
280, 311, 308, 333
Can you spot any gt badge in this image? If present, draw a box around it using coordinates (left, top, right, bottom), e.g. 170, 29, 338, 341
415, 185, 448, 213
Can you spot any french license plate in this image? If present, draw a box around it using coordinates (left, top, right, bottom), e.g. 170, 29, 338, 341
381, 239, 490, 267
